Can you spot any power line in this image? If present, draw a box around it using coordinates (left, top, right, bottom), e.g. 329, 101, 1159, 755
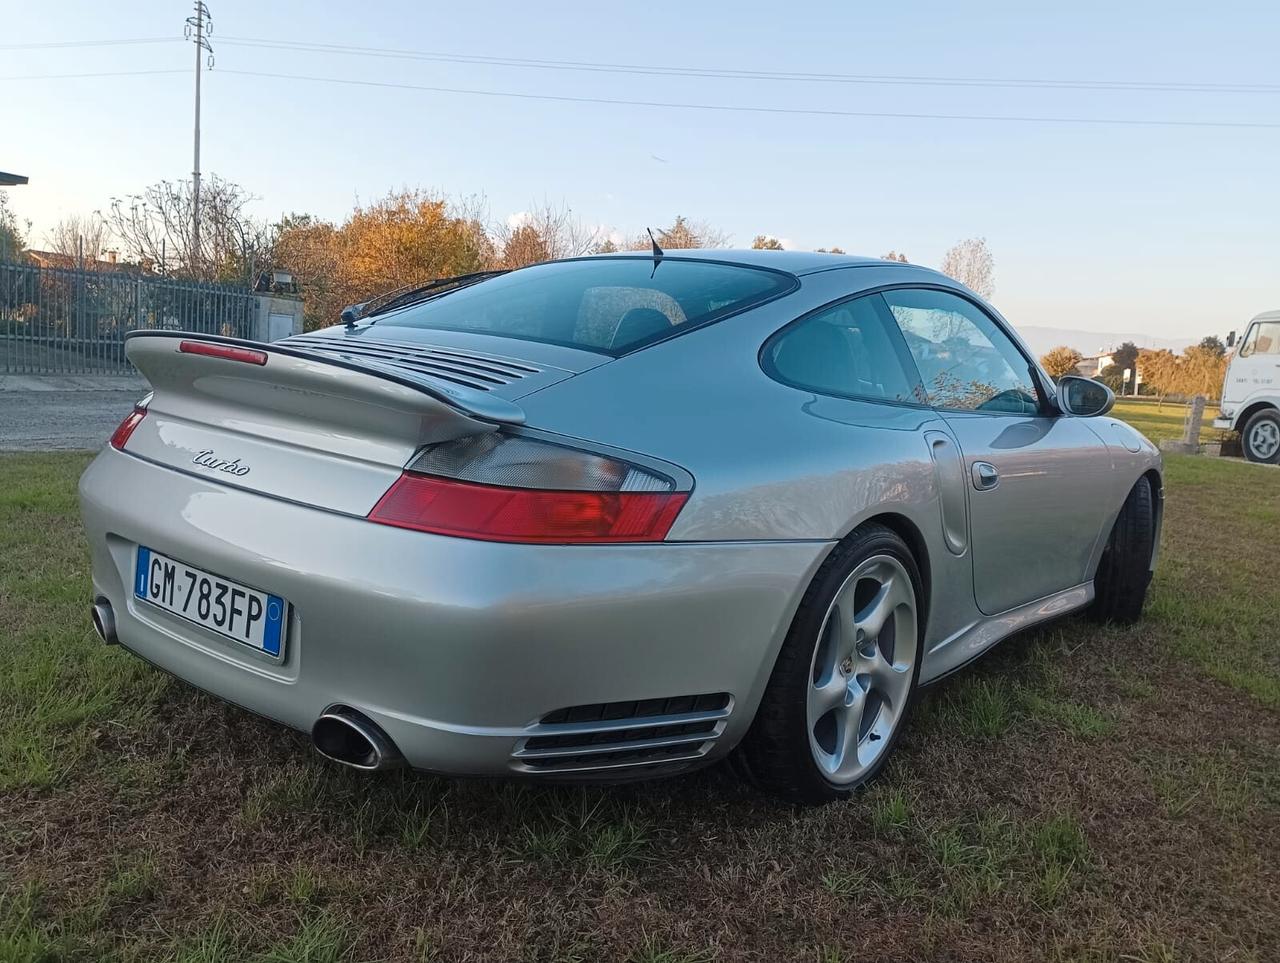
4, 69, 186, 80
0, 38, 177, 50
4, 34, 1277, 95
215, 68, 1280, 129
218, 36, 1280, 95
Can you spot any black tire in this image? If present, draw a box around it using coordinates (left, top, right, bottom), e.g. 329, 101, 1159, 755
1241, 408, 1280, 464
1087, 476, 1156, 625
736, 523, 924, 805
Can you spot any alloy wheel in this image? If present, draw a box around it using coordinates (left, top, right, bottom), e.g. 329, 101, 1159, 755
806, 554, 917, 785
1248, 420, 1280, 460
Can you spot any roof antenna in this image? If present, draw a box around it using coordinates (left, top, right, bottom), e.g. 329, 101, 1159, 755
646, 227, 664, 278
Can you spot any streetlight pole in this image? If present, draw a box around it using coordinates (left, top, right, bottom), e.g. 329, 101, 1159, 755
185, 2, 213, 275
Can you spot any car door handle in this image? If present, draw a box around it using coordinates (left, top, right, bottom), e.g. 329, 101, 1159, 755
971, 462, 1000, 491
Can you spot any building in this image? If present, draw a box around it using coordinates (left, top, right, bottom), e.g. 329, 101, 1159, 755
1075, 352, 1114, 378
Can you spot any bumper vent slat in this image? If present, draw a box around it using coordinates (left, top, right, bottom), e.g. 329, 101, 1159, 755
512, 692, 732, 774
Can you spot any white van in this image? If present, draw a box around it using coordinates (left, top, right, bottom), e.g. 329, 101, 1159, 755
1215, 310, 1280, 462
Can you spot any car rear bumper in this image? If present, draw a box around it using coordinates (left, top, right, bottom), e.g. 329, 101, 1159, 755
79, 448, 828, 779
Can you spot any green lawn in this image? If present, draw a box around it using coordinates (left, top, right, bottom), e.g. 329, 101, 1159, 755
2, 448, 1278, 962
1111, 399, 1222, 446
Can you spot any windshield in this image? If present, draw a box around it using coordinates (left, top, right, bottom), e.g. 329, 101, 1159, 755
372, 257, 796, 354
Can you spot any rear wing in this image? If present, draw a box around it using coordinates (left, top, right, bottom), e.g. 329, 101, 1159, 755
119, 331, 528, 514
125, 330, 525, 434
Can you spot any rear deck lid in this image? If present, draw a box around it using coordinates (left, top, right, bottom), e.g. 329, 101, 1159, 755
121, 332, 576, 515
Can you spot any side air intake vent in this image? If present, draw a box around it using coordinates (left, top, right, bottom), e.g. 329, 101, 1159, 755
511, 693, 733, 774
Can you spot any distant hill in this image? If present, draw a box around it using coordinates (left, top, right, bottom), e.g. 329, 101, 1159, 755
1012, 325, 1196, 358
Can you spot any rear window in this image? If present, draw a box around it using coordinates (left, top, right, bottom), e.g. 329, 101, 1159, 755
375, 257, 796, 354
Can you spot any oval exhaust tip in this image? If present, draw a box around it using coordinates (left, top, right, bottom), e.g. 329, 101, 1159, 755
312, 705, 405, 771
92, 599, 118, 645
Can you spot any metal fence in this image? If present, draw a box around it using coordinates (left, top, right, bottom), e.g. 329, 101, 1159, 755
0, 259, 255, 375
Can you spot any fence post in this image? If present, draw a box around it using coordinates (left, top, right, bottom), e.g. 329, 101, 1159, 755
1159, 395, 1206, 455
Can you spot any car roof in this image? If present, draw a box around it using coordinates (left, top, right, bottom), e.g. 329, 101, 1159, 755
590, 248, 910, 276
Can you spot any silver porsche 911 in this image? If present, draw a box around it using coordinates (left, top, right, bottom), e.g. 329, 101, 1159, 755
80, 249, 1162, 804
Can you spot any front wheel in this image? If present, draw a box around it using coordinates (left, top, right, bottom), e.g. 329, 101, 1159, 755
1241, 408, 1280, 464
1088, 476, 1156, 624
737, 524, 922, 805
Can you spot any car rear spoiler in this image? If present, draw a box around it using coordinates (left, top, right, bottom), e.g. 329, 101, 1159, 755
124, 330, 526, 432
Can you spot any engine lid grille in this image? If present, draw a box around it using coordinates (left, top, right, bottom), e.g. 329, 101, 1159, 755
283, 333, 543, 392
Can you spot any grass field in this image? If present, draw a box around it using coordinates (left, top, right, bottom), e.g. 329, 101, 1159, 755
2, 429, 1278, 961
1110, 400, 1221, 446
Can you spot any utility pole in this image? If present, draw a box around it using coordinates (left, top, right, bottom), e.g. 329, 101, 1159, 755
185, 2, 213, 275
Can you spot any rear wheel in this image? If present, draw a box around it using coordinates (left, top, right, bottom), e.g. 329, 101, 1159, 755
1241, 408, 1280, 464
1088, 476, 1155, 624
738, 524, 922, 805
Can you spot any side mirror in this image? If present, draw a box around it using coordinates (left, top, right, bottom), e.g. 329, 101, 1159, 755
1226, 330, 1237, 349
1057, 375, 1115, 417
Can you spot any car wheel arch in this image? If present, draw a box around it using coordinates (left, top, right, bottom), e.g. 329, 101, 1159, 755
836, 510, 932, 640
1235, 400, 1278, 432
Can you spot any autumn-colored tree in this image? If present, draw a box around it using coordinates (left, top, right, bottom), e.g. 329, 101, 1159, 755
493, 203, 601, 269
881, 251, 908, 262
815, 246, 846, 254
1040, 345, 1084, 380
940, 237, 994, 298
273, 190, 493, 329
1137, 349, 1179, 401
751, 235, 784, 250
1179, 344, 1229, 398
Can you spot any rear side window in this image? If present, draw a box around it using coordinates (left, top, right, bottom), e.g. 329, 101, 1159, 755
764, 296, 920, 404
881, 289, 1040, 415
378, 258, 795, 354
1239, 321, 1280, 357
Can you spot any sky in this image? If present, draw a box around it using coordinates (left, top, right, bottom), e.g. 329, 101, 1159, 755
3, 0, 1277, 345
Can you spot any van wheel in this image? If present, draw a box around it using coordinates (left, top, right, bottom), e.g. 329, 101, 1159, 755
1088, 476, 1155, 624
737, 524, 922, 805
1241, 409, 1280, 464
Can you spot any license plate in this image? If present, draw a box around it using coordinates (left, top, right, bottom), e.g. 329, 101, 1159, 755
134, 547, 286, 657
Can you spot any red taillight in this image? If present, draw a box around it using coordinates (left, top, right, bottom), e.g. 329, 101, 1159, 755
368, 473, 688, 544
179, 340, 268, 365
109, 407, 146, 450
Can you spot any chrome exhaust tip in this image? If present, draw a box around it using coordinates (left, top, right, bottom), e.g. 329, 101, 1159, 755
91, 598, 118, 645
312, 705, 405, 771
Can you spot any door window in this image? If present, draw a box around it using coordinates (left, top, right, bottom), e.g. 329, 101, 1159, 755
764, 296, 920, 404
1239, 321, 1280, 357
881, 289, 1040, 414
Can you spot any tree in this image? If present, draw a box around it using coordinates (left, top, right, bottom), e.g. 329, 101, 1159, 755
1137, 349, 1179, 402
1111, 341, 1139, 375
0, 192, 27, 261
493, 203, 601, 269
45, 214, 113, 263
1040, 345, 1084, 380
1179, 344, 1228, 398
1198, 335, 1226, 358
1096, 363, 1125, 393
881, 251, 908, 262
631, 216, 729, 250
272, 189, 494, 330
105, 175, 269, 281
751, 235, 784, 250
815, 246, 846, 254
940, 237, 994, 298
